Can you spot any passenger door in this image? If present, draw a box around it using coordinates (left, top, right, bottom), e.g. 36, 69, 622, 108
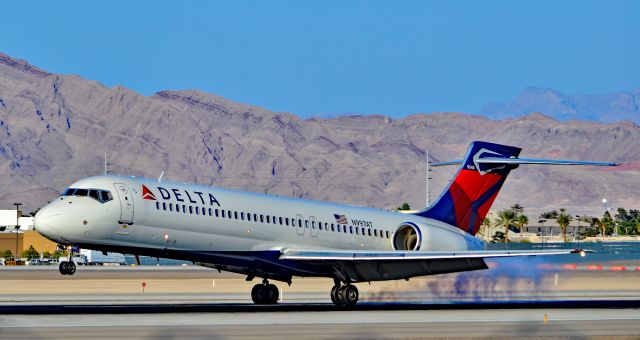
114, 183, 134, 224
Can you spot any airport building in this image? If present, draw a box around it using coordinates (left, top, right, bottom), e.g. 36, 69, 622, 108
0, 209, 58, 257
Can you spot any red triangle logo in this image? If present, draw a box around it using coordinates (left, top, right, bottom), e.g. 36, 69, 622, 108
142, 185, 157, 200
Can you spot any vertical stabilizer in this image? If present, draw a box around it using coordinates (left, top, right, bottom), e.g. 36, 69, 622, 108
414, 141, 521, 235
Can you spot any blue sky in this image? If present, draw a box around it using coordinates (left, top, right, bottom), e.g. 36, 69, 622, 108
2, 1, 638, 117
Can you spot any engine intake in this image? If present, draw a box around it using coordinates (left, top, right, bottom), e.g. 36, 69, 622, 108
393, 222, 422, 251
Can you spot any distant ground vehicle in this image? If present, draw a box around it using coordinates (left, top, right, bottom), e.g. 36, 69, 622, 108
78, 249, 127, 265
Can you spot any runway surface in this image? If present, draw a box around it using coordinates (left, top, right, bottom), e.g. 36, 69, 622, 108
1, 306, 640, 339
2, 266, 640, 338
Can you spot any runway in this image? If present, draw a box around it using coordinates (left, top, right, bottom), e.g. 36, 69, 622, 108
2, 267, 640, 339
1, 306, 640, 339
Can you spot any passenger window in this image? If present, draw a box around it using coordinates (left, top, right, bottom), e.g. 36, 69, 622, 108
285, 218, 289, 226
169, 203, 173, 212
163, 203, 167, 211
260, 215, 264, 223
215, 209, 219, 217
386, 231, 390, 238
305, 220, 309, 229
355, 227, 359, 235
209, 208, 213, 216
189, 206, 193, 214
374, 229, 378, 237
350, 226, 353, 234
222, 210, 226, 218
266, 216, 271, 223
156, 202, 160, 210
331, 224, 335, 232
241, 212, 245, 220
279, 217, 283, 225
234, 211, 238, 219
368, 229, 372, 236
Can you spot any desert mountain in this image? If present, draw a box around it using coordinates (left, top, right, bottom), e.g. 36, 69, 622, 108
0, 52, 638, 217
479, 87, 640, 123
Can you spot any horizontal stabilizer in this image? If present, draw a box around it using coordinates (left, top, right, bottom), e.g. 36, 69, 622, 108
433, 158, 618, 167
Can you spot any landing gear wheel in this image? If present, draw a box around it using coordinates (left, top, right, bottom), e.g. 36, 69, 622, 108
332, 284, 358, 307
66, 261, 76, 275
343, 284, 359, 307
261, 284, 279, 304
251, 281, 279, 305
251, 284, 263, 304
330, 284, 339, 304
59, 261, 77, 275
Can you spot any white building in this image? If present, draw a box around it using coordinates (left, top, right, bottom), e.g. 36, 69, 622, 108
0, 210, 35, 231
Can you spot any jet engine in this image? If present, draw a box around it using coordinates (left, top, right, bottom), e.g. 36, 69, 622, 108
392, 222, 422, 251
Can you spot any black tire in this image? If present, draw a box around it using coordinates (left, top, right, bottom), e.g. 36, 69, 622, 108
251, 284, 263, 304
266, 284, 279, 304
330, 285, 339, 304
335, 286, 346, 306
67, 261, 76, 275
258, 284, 276, 304
59, 261, 68, 275
343, 285, 359, 307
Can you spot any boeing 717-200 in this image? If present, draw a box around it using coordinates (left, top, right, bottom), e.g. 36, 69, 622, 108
34, 141, 616, 306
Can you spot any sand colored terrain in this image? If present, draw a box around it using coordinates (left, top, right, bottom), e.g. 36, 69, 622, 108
1, 267, 639, 303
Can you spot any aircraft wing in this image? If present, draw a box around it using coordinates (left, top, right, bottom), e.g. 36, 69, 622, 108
280, 248, 587, 282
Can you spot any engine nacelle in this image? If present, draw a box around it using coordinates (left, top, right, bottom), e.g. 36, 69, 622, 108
392, 222, 422, 250
393, 222, 482, 251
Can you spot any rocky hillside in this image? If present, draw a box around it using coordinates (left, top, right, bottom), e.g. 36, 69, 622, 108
479, 87, 640, 123
0, 52, 638, 217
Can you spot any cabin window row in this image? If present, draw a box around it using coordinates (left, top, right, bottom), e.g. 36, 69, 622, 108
154, 201, 391, 239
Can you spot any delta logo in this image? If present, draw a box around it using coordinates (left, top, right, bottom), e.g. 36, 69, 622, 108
142, 185, 157, 200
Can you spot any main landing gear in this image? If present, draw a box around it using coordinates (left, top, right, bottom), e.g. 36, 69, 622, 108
251, 278, 280, 304
330, 280, 359, 307
59, 260, 76, 275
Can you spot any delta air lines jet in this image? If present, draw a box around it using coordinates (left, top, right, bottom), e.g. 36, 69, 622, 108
34, 141, 615, 306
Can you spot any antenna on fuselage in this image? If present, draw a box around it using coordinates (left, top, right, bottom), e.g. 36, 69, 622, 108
104, 152, 111, 174
158, 170, 164, 182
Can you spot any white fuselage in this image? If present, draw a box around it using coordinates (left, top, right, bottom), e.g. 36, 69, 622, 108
35, 175, 482, 264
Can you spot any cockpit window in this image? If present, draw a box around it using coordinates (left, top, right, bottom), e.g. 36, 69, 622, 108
100, 190, 113, 202
62, 188, 113, 203
89, 190, 100, 201
75, 189, 89, 196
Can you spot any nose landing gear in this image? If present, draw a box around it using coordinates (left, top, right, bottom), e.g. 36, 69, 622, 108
330, 281, 359, 307
251, 278, 279, 305
59, 260, 76, 275
58, 245, 77, 275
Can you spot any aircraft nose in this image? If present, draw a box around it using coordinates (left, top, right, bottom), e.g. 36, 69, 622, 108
34, 206, 62, 240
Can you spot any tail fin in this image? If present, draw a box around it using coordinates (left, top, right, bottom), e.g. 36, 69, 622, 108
415, 141, 521, 236
415, 141, 618, 236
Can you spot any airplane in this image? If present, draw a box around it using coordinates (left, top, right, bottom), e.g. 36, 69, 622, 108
34, 141, 616, 306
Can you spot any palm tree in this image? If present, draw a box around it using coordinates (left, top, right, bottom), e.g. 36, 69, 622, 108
517, 214, 529, 233
480, 217, 492, 241
556, 211, 573, 242
493, 209, 516, 243
511, 203, 524, 216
